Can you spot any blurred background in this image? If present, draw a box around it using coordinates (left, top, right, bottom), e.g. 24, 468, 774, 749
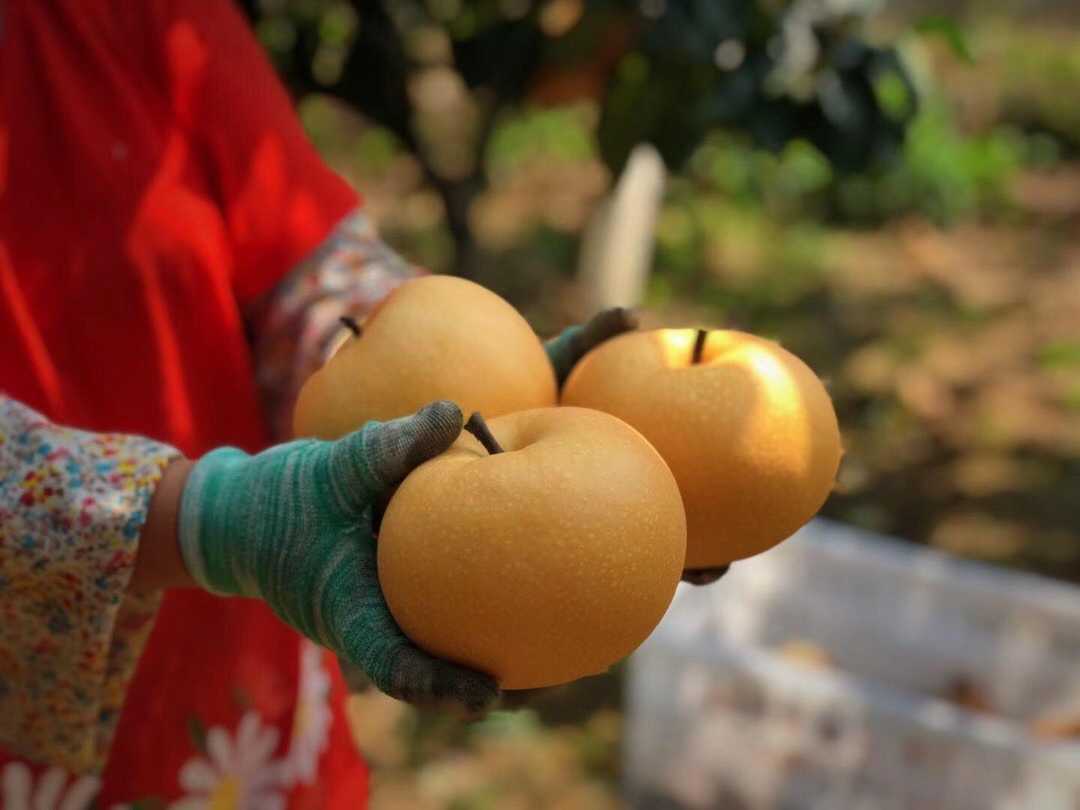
240, 0, 1080, 805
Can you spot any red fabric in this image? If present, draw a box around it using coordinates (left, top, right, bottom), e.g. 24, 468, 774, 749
0, 0, 367, 804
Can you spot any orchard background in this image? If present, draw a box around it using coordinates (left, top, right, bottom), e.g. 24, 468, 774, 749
243, 0, 1080, 805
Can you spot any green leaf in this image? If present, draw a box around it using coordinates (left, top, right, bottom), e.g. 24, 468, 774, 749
1038, 341, 1080, 370
618, 52, 649, 85
318, 4, 357, 46
874, 71, 915, 121
914, 16, 974, 64
1065, 384, 1080, 411
469, 709, 544, 741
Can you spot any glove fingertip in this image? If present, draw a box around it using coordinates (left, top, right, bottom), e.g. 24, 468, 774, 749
424, 653, 500, 713
405, 399, 463, 468
417, 400, 464, 443
590, 307, 639, 342
617, 306, 641, 332
343, 400, 463, 497
682, 564, 730, 586
456, 669, 502, 714
381, 642, 502, 714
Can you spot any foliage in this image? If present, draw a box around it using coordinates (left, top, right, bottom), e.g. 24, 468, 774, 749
676, 98, 1026, 227
243, 0, 915, 171
598, 0, 915, 175
239, 0, 916, 274
992, 28, 1080, 150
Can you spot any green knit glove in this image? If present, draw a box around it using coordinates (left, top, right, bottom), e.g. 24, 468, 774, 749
178, 400, 499, 713
544, 307, 639, 388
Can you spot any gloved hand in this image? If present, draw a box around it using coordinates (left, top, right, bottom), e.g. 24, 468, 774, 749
177, 400, 499, 713
544, 307, 639, 388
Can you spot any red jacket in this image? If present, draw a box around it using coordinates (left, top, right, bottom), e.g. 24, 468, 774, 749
1, 0, 368, 804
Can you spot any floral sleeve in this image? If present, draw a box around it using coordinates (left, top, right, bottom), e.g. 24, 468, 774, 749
246, 210, 424, 442
0, 397, 180, 773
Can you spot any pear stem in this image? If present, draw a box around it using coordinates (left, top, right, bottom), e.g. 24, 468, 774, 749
692, 329, 709, 364
339, 315, 362, 337
464, 412, 504, 455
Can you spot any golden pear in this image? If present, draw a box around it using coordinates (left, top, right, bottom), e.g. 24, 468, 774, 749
293, 276, 556, 439
378, 407, 687, 690
562, 328, 841, 570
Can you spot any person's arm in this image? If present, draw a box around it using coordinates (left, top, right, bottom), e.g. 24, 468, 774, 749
1, 391, 499, 778
130, 458, 196, 592
0, 395, 181, 773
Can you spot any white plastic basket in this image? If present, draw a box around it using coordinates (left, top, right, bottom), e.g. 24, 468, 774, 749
624, 519, 1080, 809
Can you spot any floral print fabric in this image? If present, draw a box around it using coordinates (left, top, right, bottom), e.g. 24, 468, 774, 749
247, 210, 423, 442
0, 397, 178, 772
0, 642, 337, 809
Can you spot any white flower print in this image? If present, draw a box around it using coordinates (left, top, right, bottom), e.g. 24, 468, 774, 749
169, 711, 286, 810
283, 640, 334, 786
0, 763, 101, 810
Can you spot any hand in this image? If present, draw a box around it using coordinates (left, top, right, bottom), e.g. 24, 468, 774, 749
177, 400, 499, 713
544, 307, 639, 388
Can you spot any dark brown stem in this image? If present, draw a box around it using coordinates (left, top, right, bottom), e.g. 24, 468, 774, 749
464, 412, 504, 455
692, 329, 709, 364
339, 316, 362, 337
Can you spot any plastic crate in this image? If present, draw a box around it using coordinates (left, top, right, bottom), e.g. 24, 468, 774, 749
623, 519, 1080, 809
